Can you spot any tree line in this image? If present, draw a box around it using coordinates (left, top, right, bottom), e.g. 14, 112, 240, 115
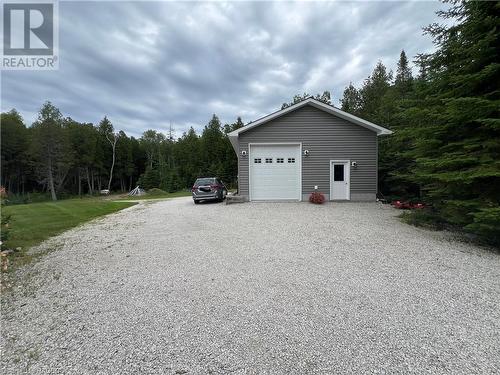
1, 105, 243, 201
338, 1, 499, 244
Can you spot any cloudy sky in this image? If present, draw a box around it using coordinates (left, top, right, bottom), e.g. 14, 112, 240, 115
1, 0, 445, 138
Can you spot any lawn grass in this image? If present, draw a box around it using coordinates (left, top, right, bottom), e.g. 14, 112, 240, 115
1, 198, 137, 251
116, 190, 192, 200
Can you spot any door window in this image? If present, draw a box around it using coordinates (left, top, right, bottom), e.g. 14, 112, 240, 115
333, 164, 344, 181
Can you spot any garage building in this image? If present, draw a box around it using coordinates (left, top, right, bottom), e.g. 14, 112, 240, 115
228, 97, 392, 201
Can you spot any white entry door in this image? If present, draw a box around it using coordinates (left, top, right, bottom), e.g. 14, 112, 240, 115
249, 144, 301, 201
330, 161, 350, 200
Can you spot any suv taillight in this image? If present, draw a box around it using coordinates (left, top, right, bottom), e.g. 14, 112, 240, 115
191, 185, 197, 192
210, 184, 220, 190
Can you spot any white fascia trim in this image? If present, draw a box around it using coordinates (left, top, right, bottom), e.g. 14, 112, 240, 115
227, 98, 393, 138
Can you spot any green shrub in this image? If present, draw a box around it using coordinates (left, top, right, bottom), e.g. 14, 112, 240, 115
1, 214, 11, 249
400, 209, 444, 230
147, 188, 167, 196
466, 207, 500, 246
138, 167, 160, 190
4, 192, 51, 205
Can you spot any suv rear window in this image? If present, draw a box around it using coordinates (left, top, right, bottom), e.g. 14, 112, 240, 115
195, 178, 215, 185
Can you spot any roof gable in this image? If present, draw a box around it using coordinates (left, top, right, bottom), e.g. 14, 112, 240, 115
228, 98, 392, 142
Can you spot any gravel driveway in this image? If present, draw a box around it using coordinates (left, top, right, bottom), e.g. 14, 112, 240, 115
1, 197, 499, 374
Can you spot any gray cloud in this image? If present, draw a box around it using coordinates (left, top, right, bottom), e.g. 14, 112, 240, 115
1, 0, 444, 138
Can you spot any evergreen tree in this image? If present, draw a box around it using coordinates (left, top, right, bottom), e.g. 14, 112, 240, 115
220, 117, 245, 186
175, 127, 202, 187
1, 110, 29, 194
30, 102, 71, 201
114, 131, 136, 192
138, 167, 160, 190
200, 115, 224, 177
401, 1, 500, 243
394, 50, 413, 96
359, 61, 392, 123
224, 116, 244, 134
65, 119, 97, 195
281, 91, 331, 109
340, 83, 362, 114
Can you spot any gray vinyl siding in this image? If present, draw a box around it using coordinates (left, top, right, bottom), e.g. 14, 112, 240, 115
238, 105, 377, 198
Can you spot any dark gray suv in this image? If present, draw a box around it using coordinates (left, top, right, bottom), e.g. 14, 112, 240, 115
191, 177, 227, 204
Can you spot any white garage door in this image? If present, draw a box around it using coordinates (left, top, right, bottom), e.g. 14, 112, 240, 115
249, 144, 301, 201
